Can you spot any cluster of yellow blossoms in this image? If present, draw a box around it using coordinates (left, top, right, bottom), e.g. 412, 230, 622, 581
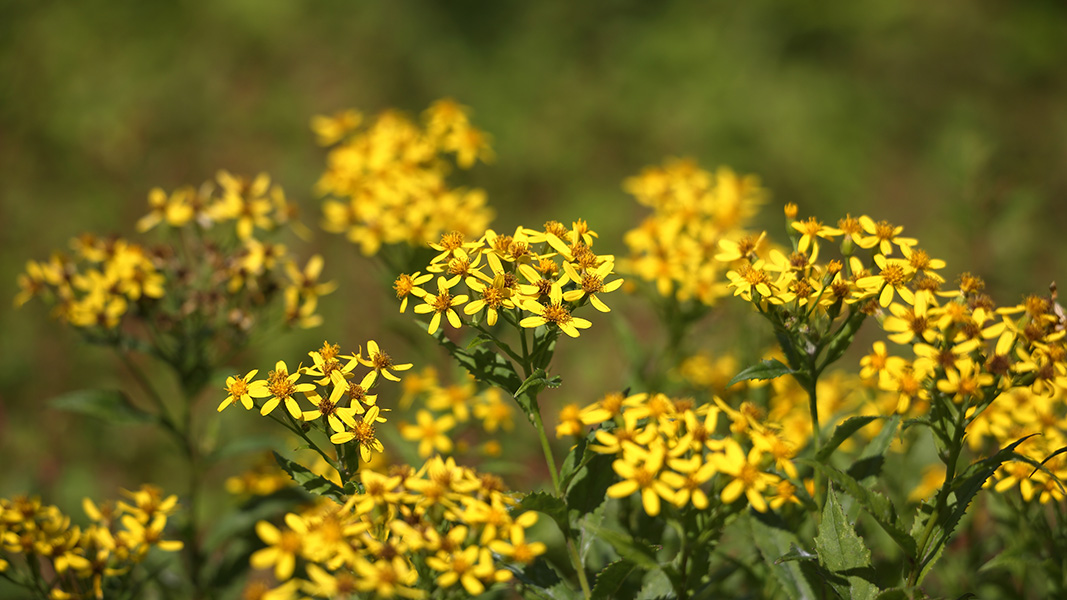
244, 456, 544, 600
397, 367, 515, 459
722, 205, 1067, 504
396, 220, 622, 339
621, 158, 766, 305
316, 99, 495, 256
220, 341, 410, 470
0, 486, 181, 600
16, 170, 331, 333
558, 392, 804, 516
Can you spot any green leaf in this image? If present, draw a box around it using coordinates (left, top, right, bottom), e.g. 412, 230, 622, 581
566, 453, 615, 517
815, 416, 880, 462
635, 567, 673, 600
272, 451, 345, 502
775, 544, 817, 564
560, 429, 592, 493
516, 491, 572, 537
800, 459, 917, 559
849, 415, 901, 485
582, 522, 661, 571
814, 487, 880, 600
50, 389, 158, 425
727, 359, 793, 388
748, 511, 819, 600
591, 560, 644, 600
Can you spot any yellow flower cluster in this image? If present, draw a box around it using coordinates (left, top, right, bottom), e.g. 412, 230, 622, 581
316, 99, 495, 256
741, 208, 1067, 503
397, 367, 515, 458
0, 486, 181, 600
16, 171, 330, 333
14, 235, 164, 329
559, 391, 804, 516
621, 159, 766, 304
246, 456, 544, 599
220, 341, 410, 466
398, 220, 622, 338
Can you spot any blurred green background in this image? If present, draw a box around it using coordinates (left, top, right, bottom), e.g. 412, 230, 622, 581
2, 0, 1066, 558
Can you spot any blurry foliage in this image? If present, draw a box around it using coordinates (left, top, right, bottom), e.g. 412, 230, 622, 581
2, 0, 1066, 570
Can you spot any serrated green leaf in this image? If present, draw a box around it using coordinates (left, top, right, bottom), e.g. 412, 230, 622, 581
591, 560, 644, 600
814, 487, 879, 600
272, 451, 345, 502
727, 358, 793, 388
515, 368, 562, 399
566, 453, 615, 517
50, 389, 158, 425
635, 568, 673, 600
516, 491, 572, 537
800, 459, 917, 559
815, 416, 880, 462
748, 511, 819, 600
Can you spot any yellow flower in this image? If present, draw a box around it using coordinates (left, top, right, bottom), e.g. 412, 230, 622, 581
394, 272, 431, 313
359, 340, 413, 385
413, 276, 468, 335
250, 514, 307, 581
400, 410, 456, 457
259, 361, 315, 419
606, 442, 674, 517
790, 216, 837, 254
561, 260, 624, 312
713, 439, 777, 513
330, 405, 386, 462
936, 359, 993, 404
856, 254, 915, 307
118, 514, 183, 553
520, 283, 592, 338
218, 370, 270, 412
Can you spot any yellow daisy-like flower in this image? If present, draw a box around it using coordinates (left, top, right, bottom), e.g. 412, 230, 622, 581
561, 260, 624, 312
218, 370, 270, 412
359, 340, 413, 385
330, 405, 386, 462
250, 514, 307, 581
519, 283, 592, 338
713, 439, 777, 513
259, 361, 315, 419
606, 442, 674, 517
413, 276, 469, 335
400, 410, 456, 458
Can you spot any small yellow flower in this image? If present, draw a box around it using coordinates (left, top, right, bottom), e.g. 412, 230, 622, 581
413, 276, 468, 335
520, 284, 592, 338
218, 370, 270, 412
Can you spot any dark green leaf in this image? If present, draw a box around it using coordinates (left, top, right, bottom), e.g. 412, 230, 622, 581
50, 389, 158, 425
850, 415, 901, 485
582, 522, 660, 571
272, 451, 345, 502
566, 453, 615, 517
873, 589, 913, 600
748, 511, 819, 600
516, 491, 572, 537
814, 487, 879, 600
591, 560, 644, 600
815, 416, 880, 462
727, 359, 793, 388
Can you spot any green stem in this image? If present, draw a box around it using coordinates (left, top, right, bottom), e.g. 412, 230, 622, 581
908, 392, 970, 586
